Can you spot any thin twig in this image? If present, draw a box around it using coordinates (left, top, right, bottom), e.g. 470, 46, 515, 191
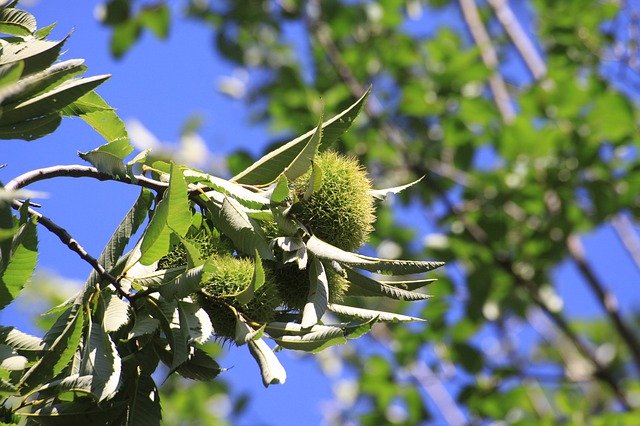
458, 0, 516, 123
11, 201, 131, 300
611, 213, 640, 270
567, 233, 640, 373
487, 0, 547, 80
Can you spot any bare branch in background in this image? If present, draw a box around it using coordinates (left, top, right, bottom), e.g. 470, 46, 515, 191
371, 325, 469, 425
457, 0, 516, 123
488, 0, 547, 80
612, 213, 640, 270
567, 234, 640, 373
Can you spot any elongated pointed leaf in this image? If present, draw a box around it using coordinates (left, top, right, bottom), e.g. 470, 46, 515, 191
247, 338, 286, 387
79, 320, 122, 401
0, 59, 86, 106
328, 303, 425, 322
0, 61, 23, 89
306, 235, 444, 274
370, 176, 425, 200
270, 174, 289, 204
157, 265, 204, 300
62, 90, 129, 144
378, 277, 437, 291
0, 326, 44, 354
88, 188, 152, 289
282, 115, 322, 182
232, 88, 370, 185
0, 74, 110, 125
0, 112, 61, 141
210, 196, 274, 260
344, 266, 431, 300
179, 300, 213, 344
0, 8, 36, 36
140, 164, 191, 265
176, 347, 221, 381
126, 374, 161, 426
301, 257, 328, 328
0, 37, 66, 75
19, 303, 84, 391
304, 161, 323, 200
184, 169, 270, 208
126, 266, 185, 289
126, 315, 160, 341
274, 329, 346, 353
0, 217, 37, 309
103, 294, 131, 333
236, 251, 264, 305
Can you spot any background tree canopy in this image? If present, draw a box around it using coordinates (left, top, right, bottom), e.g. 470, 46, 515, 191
2, 0, 640, 424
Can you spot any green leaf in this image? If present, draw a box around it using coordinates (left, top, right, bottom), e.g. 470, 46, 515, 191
209, 196, 274, 260
138, 4, 170, 39
300, 257, 328, 328
0, 59, 87, 106
157, 264, 204, 300
78, 139, 134, 178
235, 317, 264, 346
85, 188, 152, 298
179, 300, 212, 344
103, 293, 131, 333
140, 164, 191, 265
0, 37, 66, 75
378, 277, 437, 291
232, 87, 370, 185
306, 235, 444, 274
0, 112, 61, 141
235, 251, 264, 305
0, 326, 44, 354
0, 217, 37, 310
184, 169, 270, 209
370, 176, 424, 200
328, 303, 425, 322
247, 338, 287, 387
0, 74, 110, 125
274, 328, 346, 353
126, 374, 161, 425
19, 303, 84, 391
126, 314, 160, 341
175, 346, 221, 381
125, 266, 185, 289
270, 174, 289, 204
63, 90, 129, 144
282, 115, 322, 182
146, 298, 188, 370
0, 61, 23, 88
344, 266, 431, 301
304, 160, 323, 200
79, 319, 122, 401
0, 8, 37, 36
0, 343, 27, 370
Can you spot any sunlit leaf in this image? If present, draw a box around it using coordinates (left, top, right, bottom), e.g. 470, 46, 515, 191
103, 293, 131, 333
370, 176, 424, 200
247, 338, 286, 387
328, 303, 425, 322
232, 88, 370, 185
300, 256, 328, 327
0, 8, 36, 36
0, 217, 37, 309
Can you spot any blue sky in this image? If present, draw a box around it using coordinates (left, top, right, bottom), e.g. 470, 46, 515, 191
2, 1, 640, 424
